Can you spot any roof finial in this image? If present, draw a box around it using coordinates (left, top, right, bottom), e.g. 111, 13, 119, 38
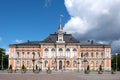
60, 14, 63, 27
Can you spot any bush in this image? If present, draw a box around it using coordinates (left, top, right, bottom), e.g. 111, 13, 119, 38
7, 64, 13, 73
111, 69, 116, 74
84, 65, 90, 74
98, 65, 103, 74
46, 66, 51, 74
34, 65, 39, 73
21, 64, 27, 73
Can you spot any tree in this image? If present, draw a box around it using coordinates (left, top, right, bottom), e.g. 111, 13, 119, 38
111, 53, 120, 71
0, 48, 5, 70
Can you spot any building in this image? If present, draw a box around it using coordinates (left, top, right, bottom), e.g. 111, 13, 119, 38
9, 25, 111, 71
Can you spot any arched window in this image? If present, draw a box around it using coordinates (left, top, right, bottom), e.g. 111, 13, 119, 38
96, 52, 98, 57
101, 52, 103, 57
22, 52, 24, 58
59, 48, 63, 56
51, 48, 55, 57
101, 61, 104, 67
66, 48, 70, 51
51, 48, 55, 51
91, 52, 93, 57
27, 61, 30, 67
73, 61, 77, 67
73, 48, 77, 51
96, 61, 98, 67
73, 48, 77, 56
38, 61, 41, 66
32, 52, 35, 58
45, 48, 48, 51
91, 61, 94, 66
16, 60, 19, 66
86, 52, 88, 57
59, 48, 63, 51
37, 52, 40, 57
44, 48, 49, 57
44, 60, 48, 67
27, 52, 30, 58
22, 61, 24, 65
66, 48, 70, 57
66, 61, 70, 67
81, 52, 83, 57
17, 52, 19, 57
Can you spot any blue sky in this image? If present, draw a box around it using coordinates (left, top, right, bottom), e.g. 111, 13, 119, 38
0, 0, 70, 50
1, 0, 120, 53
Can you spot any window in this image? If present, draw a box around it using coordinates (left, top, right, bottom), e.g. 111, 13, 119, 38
73, 48, 77, 57
66, 48, 70, 57
81, 52, 83, 57
96, 61, 98, 67
86, 52, 88, 57
17, 52, 19, 57
101, 61, 104, 67
101, 52, 103, 57
66, 61, 70, 67
22, 61, 24, 65
38, 61, 41, 66
91, 52, 93, 57
59, 48, 63, 56
44, 48, 49, 57
22, 52, 24, 58
27, 61, 30, 67
32, 52, 35, 58
96, 52, 98, 57
91, 61, 94, 66
37, 52, 40, 57
27, 52, 29, 58
44, 60, 48, 67
73, 61, 77, 67
51, 48, 55, 57
16, 61, 19, 66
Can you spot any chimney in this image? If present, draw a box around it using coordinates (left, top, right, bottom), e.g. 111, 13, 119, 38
91, 40, 93, 44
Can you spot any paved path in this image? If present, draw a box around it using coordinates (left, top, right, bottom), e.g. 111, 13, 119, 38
0, 71, 120, 80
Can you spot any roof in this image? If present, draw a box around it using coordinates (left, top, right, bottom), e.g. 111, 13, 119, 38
80, 40, 110, 47
9, 33, 110, 47
9, 41, 41, 46
41, 33, 80, 43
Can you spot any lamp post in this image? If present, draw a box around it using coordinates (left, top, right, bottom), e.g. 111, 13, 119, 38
78, 58, 80, 72
116, 53, 117, 71
1, 53, 4, 71
83, 57, 88, 71
55, 58, 57, 71
39, 57, 42, 71
64, 58, 66, 71
32, 59, 35, 72
32, 54, 35, 72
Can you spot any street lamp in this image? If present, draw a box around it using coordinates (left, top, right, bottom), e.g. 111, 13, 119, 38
83, 57, 88, 71
39, 57, 42, 71
32, 52, 35, 72
55, 58, 57, 71
64, 57, 66, 71
116, 53, 117, 71
78, 58, 80, 72
1, 53, 4, 71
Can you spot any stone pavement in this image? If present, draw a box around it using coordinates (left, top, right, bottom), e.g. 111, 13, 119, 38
0, 71, 120, 80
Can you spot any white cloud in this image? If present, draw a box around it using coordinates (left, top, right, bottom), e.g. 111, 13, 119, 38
64, 0, 120, 53
15, 39, 23, 43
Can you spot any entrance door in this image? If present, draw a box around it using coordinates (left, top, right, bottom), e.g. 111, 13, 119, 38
59, 60, 62, 70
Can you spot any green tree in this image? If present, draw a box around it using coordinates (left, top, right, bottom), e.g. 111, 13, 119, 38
111, 53, 120, 71
0, 48, 5, 70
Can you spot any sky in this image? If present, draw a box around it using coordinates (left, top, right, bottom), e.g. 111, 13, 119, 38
0, 0, 120, 54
